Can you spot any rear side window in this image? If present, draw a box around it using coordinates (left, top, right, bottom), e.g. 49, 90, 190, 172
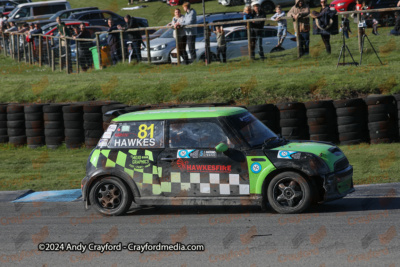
104, 121, 165, 148
33, 6, 51, 16
51, 5, 66, 13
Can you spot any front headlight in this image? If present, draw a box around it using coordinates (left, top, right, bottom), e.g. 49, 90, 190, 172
151, 44, 167, 51
337, 2, 345, 6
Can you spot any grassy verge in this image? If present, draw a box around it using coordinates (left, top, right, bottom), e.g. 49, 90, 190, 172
0, 143, 398, 191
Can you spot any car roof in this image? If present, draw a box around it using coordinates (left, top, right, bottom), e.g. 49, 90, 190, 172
224, 25, 278, 31
70, 10, 116, 17
113, 107, 247, 122
16, 0, 67, 7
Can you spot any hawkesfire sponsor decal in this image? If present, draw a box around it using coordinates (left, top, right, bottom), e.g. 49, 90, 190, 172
176, 159, 231, 173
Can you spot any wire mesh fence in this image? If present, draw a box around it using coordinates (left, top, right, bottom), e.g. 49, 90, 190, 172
1, 6, 399, 73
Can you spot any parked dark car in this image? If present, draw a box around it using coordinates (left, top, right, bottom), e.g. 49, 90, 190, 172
0, 0, 18, 14
37, 7, 99, 26
67, 10, 148, 28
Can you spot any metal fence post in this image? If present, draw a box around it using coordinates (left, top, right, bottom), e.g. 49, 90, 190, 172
46, 36, 50, 66
175, 27, 180, 65
296, 20, 301, 58
96, 33, 102, 70
357, 13, 362, 52
59, 38, 62, 71
120, 31, 125, 63
247, 21, 251, 60
76, 40, 80, 74
39, 34, 42, 66
10, 34, 14, 59
65, 38, 70, 74
51, 37, 55, 71
17, 34, 20, 62
145, 29, 151, 64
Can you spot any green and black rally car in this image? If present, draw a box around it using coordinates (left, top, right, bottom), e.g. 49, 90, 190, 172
82, 107, 354, 215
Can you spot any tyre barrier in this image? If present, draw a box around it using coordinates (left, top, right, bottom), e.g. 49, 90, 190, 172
7, 104, 26, 146
247, 104, 279, 134
305, 100, 338, 143
0, 105, 8, 143
44, 104, 65, 149
25, 104, 47, 148
365, 95, 398, 144
83, 103, 105, 149
394, 94, 400, 139
333, 98, 369, 145
63, 105, 84, 149
277, 102, 309, 140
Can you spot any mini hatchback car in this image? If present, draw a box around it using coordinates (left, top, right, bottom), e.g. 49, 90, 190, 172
82, 107, 354, 216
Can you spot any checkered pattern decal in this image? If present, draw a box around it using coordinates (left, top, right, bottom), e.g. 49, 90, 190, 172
89, 149, 250, 196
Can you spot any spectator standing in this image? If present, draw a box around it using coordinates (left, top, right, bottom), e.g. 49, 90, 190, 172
56, 17, 72, 71
73, 23, 92, 71
250, 2, 266, 61
118, 14, 142, 63
310, 0, 336, 54
178, 2, 197, 62
107, 18, 120, 65
368, 15, 379, 35
214, 26, 226, 63
30, 22, 42, 62
341, 14, 352, 38
171, 8, 189, 65
390, 12, 400, 35
288, 0, 310, 56
243, 6, 253, 20
271, 5, 287, 47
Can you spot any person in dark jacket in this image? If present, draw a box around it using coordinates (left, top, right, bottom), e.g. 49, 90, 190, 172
250, 2, 266, 60
30, 22, 43, 62
73, 23, 92, 71
390, 12, 400, 35
118, 14, 142, 62
107, 18, 120, 65
310, 0, 336, 54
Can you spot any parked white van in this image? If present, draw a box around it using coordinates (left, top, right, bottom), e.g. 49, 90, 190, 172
7, 1, 71, 23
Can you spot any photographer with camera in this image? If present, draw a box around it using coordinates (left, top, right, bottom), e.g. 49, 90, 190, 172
340, 14, 352, 38
390, 12, 400, 35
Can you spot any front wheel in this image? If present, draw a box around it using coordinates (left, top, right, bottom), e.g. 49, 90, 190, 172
89, 176, 132, 216
267, 172, 312, 214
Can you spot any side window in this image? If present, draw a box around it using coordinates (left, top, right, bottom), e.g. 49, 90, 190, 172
80, 14, 90, 20
263, 29, 277, 38
169, 121, 232, 149
51, 5, 66, 13
60, 12, 69, 19
102, 12, 112, 20
33, 6, 51, 16
16, 7, 30, 17
106, 121, 165, 148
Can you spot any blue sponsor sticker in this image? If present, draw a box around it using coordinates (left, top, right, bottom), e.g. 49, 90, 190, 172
177, 149, 195, 158
251, 162, 262, 174
278, 150, 297, 159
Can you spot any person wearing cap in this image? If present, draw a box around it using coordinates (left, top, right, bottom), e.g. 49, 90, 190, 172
250, 2, 266, 60
176, 2, 197, 62
288, 0, 310, 56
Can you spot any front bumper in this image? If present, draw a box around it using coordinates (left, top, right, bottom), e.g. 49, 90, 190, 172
140, 49, 170, 63
323, 165, 355, 202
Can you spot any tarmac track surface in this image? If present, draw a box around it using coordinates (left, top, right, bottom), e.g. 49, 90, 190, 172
0, 183, 400, 266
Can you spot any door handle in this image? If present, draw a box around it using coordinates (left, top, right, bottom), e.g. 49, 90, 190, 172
160, 157, 178, 162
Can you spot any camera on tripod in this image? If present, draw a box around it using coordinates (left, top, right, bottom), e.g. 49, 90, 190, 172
358, 20, 367, 28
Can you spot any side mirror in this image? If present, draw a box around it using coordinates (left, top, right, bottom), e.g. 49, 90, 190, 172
215, 143, 228, 153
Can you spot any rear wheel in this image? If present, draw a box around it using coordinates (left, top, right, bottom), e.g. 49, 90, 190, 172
89, 176, 132, 216
267, 172, 312, 214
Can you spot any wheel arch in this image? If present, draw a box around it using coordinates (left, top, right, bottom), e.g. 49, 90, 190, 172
85, 169, 140, 206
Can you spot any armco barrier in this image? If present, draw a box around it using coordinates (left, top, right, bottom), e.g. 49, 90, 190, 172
1, 96, 400, 149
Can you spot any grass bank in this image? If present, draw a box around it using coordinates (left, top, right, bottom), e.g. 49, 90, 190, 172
0, 143, 398, 191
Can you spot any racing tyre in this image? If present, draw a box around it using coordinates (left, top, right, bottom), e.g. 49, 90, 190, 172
7, 104, 25, 114
309, 125, 331, 135
280, 118, 306, 127
308, 117, 329, 126
25, 121, 43, 129
338, 123, 365, 133
24, 104, 45, 113
304, 100, 333, 109
267, 172, 312, 214
85, 130, 103, 138
9, 136, 26, 146
0, 114, 6, 121
339, 131, 367, 142
45, 129, 64, 137
0, 135, 8, 143
336, 107, 364, 117
25, 112, 43, 121
310, 134, 335, 141
334, 99, 365, 108
64, 120, 83, 129
84, 113, 103, 122
44, 121, 64, 129
89, 176, 132, 216
26, 129, 44, 137
84, 121, 103, 130
368, 104, 395, 114
65, 129, 84, 137
63, 113, 83, 121
306, 108, 335, 118
7, 113, 25, 121
62, 105, 83, 113
277, 102, 305, 111
7, 120, 24, 128
44, 113, 63, 121
0, 128, 7, 135
365, 95, 395, 106
8, 128, 25, 136
337, 116, 364, 125
43, 104, 64, 113
280, 110, 306, 119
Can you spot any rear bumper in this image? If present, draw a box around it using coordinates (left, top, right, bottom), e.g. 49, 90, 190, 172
323, 165, 355, 202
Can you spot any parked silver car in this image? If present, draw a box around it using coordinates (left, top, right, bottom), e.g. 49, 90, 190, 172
141, 12, 245, 64
170, 26, 297, 63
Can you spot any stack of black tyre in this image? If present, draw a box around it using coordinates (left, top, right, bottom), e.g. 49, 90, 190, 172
0, 105, 7, 144
305, 100, 338, 143
25, 104, 46, 148
44, 104, 65, 149
247, 104, 279, 133
7, 104, 26, 146
396, 94, 400, 138
102, 103, 128, 131
277, 102, 309, 140
63, 105, 84, 149
365, 95, 398, 144
333, 98, 369, 145
83, 103, 105, 148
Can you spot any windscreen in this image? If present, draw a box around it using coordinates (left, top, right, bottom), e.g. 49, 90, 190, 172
226, 112, 277, 147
